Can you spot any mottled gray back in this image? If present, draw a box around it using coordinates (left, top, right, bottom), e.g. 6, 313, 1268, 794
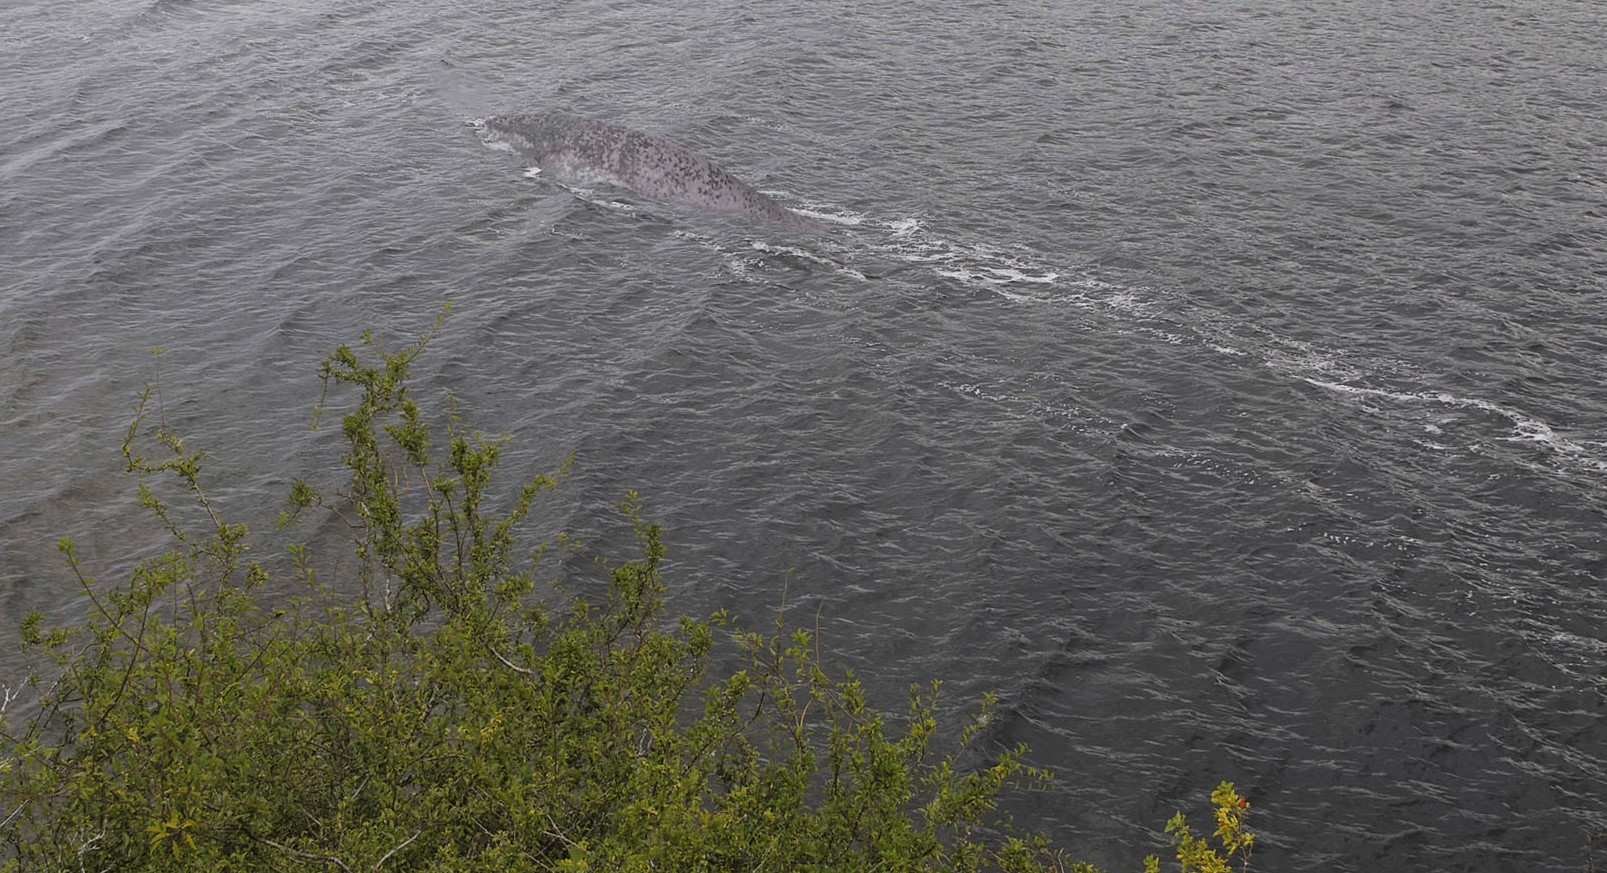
480, 114, 819, 230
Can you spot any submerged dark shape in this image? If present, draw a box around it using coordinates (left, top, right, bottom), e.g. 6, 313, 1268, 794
477, 113, 821, 231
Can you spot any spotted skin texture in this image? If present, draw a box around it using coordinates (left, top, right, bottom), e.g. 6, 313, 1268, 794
480, 114, 821, 231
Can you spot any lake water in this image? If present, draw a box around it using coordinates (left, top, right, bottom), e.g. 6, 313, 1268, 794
2, 0, 1605, 868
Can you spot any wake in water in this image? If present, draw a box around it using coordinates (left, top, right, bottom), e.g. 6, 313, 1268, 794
1302, 379, 1607, 472
727, 205, 1607, 478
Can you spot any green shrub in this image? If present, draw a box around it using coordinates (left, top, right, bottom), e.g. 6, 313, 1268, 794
0, 311, 1252, 872
1143, 782, 1254, 873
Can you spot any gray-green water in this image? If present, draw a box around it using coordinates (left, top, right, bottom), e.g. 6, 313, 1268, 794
3, 0, 1605, 868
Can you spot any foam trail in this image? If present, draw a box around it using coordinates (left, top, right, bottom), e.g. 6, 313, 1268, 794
1305, 378, 1607, 471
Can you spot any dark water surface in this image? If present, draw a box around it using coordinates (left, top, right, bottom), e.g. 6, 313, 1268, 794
3, 0, 1605, 868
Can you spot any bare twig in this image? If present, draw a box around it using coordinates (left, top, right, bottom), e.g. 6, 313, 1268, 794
249, 833, 354, 873
489, 645, 537, 677
74, 829, 104, 873
375, 829, 423, 868
543, 814, 579, 849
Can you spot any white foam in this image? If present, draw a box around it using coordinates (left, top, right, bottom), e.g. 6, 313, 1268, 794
759, 196, 862, 226
1304, 378, 1607, 470
934, 267, 1059, 285
750, 241, 869, 280
802, 209, 863, 226
576, 185, 1607, 481
874, 215, 1606, 476
877, 220, 1064, 293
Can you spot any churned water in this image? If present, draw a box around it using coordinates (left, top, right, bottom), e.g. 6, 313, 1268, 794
2, 0, 1604, 868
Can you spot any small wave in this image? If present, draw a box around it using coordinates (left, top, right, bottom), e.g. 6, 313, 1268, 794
942, 379, 1090, 424
758, 195, 860, 228
1304, 378, 1607, 472
749, 241, 869, 280
878, 224, 1063, 292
